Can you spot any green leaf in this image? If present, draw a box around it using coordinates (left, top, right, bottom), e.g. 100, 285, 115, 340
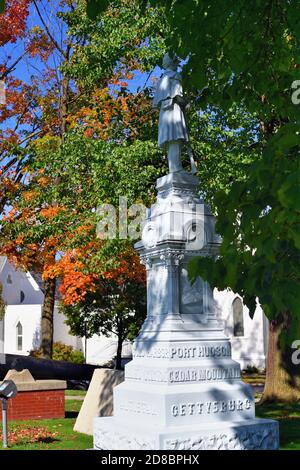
289, 226, 300, 250
0, 0, 5, 14
86, 0, 109, 20
278, 171, 300, 210
188, 256, 202, 284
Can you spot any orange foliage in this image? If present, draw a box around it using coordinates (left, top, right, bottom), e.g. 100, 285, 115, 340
40, 206, 65, 218
53, 247, 146, 306
23, 190, 38, 202
27, 29, 54, 61
102, 252, 146, 286
44, 250, 98, 305
0, 77, 35, 129
37, 176, 50, 187
0, 0, 30, 46
67, 85, 153, 141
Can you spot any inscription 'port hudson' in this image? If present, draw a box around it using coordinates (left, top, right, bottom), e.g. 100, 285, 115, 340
133, 344, 232, 360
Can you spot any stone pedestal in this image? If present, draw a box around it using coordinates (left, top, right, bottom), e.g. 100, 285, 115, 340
94, 171, 279, 450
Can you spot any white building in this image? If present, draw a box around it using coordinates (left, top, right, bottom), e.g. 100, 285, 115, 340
0, 256, 268, 369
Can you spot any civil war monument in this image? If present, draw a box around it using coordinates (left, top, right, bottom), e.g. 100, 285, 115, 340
93, 54, 279, 450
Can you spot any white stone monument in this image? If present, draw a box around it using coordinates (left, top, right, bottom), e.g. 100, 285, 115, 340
93, 54, 279, 450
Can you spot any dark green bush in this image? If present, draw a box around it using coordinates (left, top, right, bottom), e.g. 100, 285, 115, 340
30, 341, 85, 364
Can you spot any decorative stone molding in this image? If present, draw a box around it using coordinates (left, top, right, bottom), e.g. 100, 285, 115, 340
160, 250, 184, 267
140, 254, 153, 270
94, 428, 156, 451
164, 426, 279, 450
94, 419, 279, 451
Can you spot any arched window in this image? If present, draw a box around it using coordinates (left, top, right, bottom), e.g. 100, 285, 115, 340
6, 274, 12, 284
20, 290, 25, 303
232, 297, 244, 337
16, 321, 23, 351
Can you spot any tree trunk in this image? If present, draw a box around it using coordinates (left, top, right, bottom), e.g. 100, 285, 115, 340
115, 334, 123, 370
41, 277, 56, 359
60, 76, 69, 142
60, 44, 71, 143
260, 313, 300, 403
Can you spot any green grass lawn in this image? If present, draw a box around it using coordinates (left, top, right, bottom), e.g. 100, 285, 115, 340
0, 400, 92, 450
65, 390, 87, 397
256, 403, 300, 450
242, 373, 266, 385
1, 396, 299, 450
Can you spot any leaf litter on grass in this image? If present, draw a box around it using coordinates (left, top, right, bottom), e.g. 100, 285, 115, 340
0, 426, 59, 446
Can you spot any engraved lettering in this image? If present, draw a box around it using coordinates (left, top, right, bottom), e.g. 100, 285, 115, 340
133, 343, 232, 359
188, 403, 195, 415
245, 399, 251, 410
213, 401, 219, 413
119, 400, 158, 415
221, 401, 227, 412
168, 367, 240, 383
206, 402, 212, 413
228, 400, 235, 411
171, 399, 253, 418
237, 400, 243, 410
197, 402, 204, 414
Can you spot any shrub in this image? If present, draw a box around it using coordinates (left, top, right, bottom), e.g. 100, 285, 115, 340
67, 348, 85, 364
30, 341, 85, 364
243, 365, 260, 374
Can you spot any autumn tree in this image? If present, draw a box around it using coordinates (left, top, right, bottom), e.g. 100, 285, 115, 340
58, 248, 146, 369
0, 0, 166, 358
7, 130, 162, 365
0, 0, 75, 357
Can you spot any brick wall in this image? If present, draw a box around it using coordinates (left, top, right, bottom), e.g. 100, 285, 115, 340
0, 390, 65, 421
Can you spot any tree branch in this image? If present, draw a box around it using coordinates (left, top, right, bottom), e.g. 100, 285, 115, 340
0, 49, 28, 80
32, 0, 66, 58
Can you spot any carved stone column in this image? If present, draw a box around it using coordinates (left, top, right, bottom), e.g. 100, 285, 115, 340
160, 251, 183, 316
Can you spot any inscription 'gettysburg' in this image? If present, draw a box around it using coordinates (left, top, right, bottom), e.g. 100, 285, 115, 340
133, 343, 231, 360
171, 399, 252, 417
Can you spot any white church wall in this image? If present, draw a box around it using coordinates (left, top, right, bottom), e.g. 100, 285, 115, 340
0, 261, 43, 306
84, 335, 132, 366
214, 288, 267, 370
4, 304, 41, 355
53, 304, 80, 349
